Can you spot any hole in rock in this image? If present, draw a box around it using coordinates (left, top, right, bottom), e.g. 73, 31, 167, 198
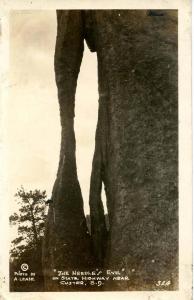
75, 42, 108, 224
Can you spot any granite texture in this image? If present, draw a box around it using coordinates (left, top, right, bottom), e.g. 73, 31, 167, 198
43, 10, 178, 291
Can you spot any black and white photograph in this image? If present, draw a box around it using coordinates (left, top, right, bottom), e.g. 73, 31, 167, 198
0, 1, 192, 299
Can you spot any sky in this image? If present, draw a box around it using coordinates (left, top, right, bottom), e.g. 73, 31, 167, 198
7, 10, 105, 215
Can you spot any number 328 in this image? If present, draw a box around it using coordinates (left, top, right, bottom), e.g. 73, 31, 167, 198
156, 280, 171, 287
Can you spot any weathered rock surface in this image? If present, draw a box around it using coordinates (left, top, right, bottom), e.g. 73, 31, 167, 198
43, 10, 178, 291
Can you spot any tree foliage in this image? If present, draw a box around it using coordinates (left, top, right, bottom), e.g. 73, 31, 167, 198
9, 186, 47, 260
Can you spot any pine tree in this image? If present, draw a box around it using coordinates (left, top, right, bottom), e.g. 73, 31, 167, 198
9, 187, 47, 291
10, 187, 47, 260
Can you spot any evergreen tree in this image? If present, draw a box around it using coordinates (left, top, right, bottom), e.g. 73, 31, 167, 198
10, 187, 47, 259
9, 187, 47, 291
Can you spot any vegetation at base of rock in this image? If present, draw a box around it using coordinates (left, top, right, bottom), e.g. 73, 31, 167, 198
9, 187, 47, 291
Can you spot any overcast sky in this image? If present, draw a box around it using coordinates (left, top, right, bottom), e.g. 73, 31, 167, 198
8, 10, 104, 215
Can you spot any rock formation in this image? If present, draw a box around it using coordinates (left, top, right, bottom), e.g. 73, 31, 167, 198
43, 10, 178, 291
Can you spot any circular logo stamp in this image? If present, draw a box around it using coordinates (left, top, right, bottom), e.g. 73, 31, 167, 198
21, 263, 29, 272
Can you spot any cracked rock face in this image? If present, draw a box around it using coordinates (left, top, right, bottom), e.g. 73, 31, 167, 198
43, 10, 178, 291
